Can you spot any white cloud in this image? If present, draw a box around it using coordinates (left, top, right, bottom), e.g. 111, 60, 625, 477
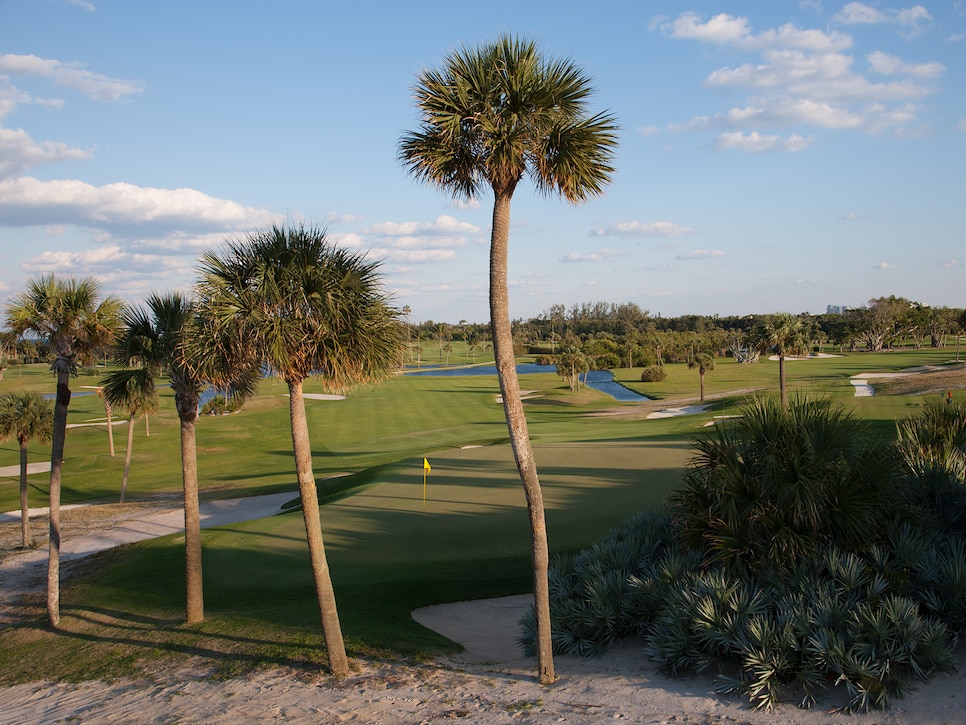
677, 250, 724, 260
875, 261, 898, 269
714, 131, 812, 152
323, 211, 364, 224
448, 198, 481, 210
365, 215, 480, 237
833, 2, 932, 37
637, 125, 660, 138
559, 248, 621, 263
0, 176, 276, 231
943, 259, 964, 268
592, 220, 692, 237
0, 54, 142, 102
838, 213, 866, 221
659, 12, 851, 51
867, 51, 945, 78
0, 127, 92, 178
655, 10, 943, 148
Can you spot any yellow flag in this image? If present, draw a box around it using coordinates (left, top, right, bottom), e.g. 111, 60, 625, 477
423, 457, 432, 472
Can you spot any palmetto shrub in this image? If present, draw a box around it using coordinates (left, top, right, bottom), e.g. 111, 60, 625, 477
670, 396, 898, 573
521, 397, 966, 712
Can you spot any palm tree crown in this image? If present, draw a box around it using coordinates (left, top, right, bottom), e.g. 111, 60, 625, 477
0, 390, 54, 548
399, 35, 618, 201
197, 224, 400, 388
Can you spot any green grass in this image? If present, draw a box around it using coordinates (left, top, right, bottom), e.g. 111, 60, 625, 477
0, 348, 963, 683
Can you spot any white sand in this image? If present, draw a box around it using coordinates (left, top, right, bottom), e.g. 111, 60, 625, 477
1, 592, 963, 723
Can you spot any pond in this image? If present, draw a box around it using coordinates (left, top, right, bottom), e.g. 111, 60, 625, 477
405, 364, 649, 401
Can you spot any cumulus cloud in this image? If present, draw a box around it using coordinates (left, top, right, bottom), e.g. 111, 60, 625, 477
833, 2, 932, 36
0, 54, 142, 102
714, 131, 812, 152
323, 211, 364, 224
637, 125, 660, 138
355, 214, 483, 264
653, 9, 944, 149
677, 250, 724, 260
559, 248, 620, 263
0, 176, 276, 231
591, 220, 692, 237
867, 51, 945, 78
0, 127, 91, 178
943, 259, 964, 268
875, 261, 898, 269
365, 215, 479, 238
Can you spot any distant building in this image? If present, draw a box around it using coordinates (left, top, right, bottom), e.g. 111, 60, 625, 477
826, 305, 853, 315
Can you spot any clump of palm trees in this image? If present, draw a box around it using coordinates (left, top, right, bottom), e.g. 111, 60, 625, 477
523, 396, 966, 712
2, 225, 402, 679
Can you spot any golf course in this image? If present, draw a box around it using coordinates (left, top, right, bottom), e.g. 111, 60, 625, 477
0, 346, 962, 683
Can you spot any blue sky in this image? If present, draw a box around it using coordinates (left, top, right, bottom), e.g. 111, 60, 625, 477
1, 0, 963, 325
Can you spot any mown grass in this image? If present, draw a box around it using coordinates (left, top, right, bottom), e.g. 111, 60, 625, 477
0, 348, 963, 683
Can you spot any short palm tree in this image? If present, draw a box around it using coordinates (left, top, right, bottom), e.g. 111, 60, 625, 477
108, 292, 257, 623
670, 396, 896, 573
755, 313, 809, 405
197, 224, 402, 677
687, 351, 716, 402
0, 391, 54, 548
399, 35, 617, 684
100, 367, 160, 503
5, 275, 123, 626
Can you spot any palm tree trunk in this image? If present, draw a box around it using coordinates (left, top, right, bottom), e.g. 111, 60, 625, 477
105, 401, 115, 457
180, 408, 204, 624
490, 192, 555, 685
700, 372, 705, 402
19, 440, 30, 548
288, 378, 349, 678
121, 414, 135, 503
779, 354, 787, 406
48, 364, 70, 627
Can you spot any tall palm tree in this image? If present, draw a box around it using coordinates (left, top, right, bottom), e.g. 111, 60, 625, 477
100, 368, 160, 503
5, 275, 122, 626
687, 351, 716, 402
197, 224, 402, 678
399, 35, 617, 684
756, 313, 809, 406
0, 391, 54, 548
108, 292, 256, 623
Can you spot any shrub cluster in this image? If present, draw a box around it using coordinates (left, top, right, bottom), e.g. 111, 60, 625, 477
200, 394, 244, 416
521, 397, 966, 713
639, 365, 667, 383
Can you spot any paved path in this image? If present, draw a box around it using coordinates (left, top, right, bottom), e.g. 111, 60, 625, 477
0, 490, 297, 623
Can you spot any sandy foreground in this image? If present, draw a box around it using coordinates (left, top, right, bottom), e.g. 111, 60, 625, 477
2, 466, 966, 723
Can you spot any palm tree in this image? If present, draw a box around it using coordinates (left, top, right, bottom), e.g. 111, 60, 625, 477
755, 313, 809, 406
687, 351, 716, 402
197, 224, 402, 678
94, 387, 116, 457
108, 293, 257, 623
5, 275, 122, 626
0, 391, 54, 548
100, 368, 160, 503
400, 35, 617, 684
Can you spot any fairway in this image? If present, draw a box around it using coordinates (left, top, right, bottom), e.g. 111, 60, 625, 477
0, 349, 962, 683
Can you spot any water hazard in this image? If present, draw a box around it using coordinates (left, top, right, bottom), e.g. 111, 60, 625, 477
405, 363, 649, 401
